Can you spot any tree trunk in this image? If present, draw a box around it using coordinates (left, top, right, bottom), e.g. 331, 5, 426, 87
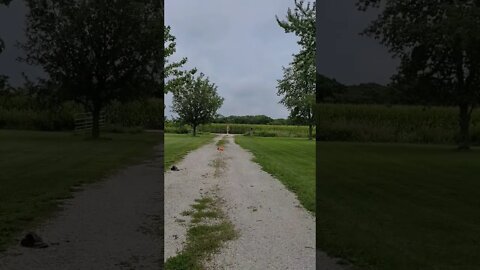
192, 124, 197, 136
91, 105, 101, 139
308, 124, 313, 141
458, 103, 472, 150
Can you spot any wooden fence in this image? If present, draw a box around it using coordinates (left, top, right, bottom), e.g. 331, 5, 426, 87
74, 112, 106, 134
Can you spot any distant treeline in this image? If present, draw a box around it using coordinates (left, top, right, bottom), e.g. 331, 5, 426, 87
212, 115, 292, 125
165, 122, 313, 138
318, 74, 438, 105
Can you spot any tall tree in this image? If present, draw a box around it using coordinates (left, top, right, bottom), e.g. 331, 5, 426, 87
21, 0, 163, 138
276, 0, 316, 140
171, 72, 224, 136
277, 62, 315, 140
358, 0, 480, 150
276, 0, 315, 66
164, 25, 196, 94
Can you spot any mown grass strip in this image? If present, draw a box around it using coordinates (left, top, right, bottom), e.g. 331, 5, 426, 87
235, 136, 315, 213
164, 133, 214, 171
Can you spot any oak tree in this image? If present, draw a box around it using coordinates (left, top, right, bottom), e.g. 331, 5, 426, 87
276, 0, 316, 140
171, 72, 223, 136
21, 0, 163, 138
358, 0, 480, 149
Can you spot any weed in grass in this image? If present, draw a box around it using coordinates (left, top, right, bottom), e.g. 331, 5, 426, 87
192, 211, 219, 219
208, 159, 224, 169
216, 136, 228, 147
191, 211, 220, 224
208, 158, 227, 178
165, 194, 237, 270
165, 252, 202, 270
187, 222, 236, 251
194, 197, 214, 204
181, 210, 194, 216
191, 204, 208, 211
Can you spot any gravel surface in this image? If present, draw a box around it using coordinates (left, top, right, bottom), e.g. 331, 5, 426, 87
164, 136, 223, 260
0, 145, 163, 270
165, 134, 346, 269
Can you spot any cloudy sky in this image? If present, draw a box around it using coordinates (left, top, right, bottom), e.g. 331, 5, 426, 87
0, 0, 45, 85
165, 0, 399, 119
317, 1, 398, 85
164, 0, 303, 119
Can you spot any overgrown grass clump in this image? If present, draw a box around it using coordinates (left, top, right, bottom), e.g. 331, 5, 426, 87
215, 136, 228, 147
166, 195, 237, 270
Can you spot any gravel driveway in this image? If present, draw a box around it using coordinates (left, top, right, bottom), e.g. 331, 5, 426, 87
165, 134, 345, 269
0, 145, 163, 270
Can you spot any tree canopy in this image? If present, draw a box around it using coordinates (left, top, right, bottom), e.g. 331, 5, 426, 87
164, 25, 196, 94
213, 115, 275, 125
276, 0, 316, 140
21, 0, 164, 138
358, 0, 480, 149
171, 72, 224, 136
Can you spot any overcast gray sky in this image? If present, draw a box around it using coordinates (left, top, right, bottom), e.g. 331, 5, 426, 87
0, 0, 45, 85
1, 1, 399, 119
165, 0, 303, 119
316, 1, 398, 85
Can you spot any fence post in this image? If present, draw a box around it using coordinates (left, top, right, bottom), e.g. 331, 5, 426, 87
74, 111, 106, 135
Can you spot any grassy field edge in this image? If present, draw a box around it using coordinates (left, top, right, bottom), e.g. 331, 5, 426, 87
234, 135, 315, 214
0, 130, 161, 251
164, 133, 215, 171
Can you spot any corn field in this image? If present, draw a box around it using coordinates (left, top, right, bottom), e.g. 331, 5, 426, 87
317, 104, 480, 144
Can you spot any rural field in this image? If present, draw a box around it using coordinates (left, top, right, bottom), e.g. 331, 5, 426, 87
0, 130, 160, 251
317, 104, 480, 144
166, 122, 314, 138
164, 103, 480, 270
317, 141, 480, 270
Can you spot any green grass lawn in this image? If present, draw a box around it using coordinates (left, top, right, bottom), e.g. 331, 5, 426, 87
0, 130, 160, 251
318, 142, 480, 270
235, 136, 315, 213
164, 133, 214, 170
